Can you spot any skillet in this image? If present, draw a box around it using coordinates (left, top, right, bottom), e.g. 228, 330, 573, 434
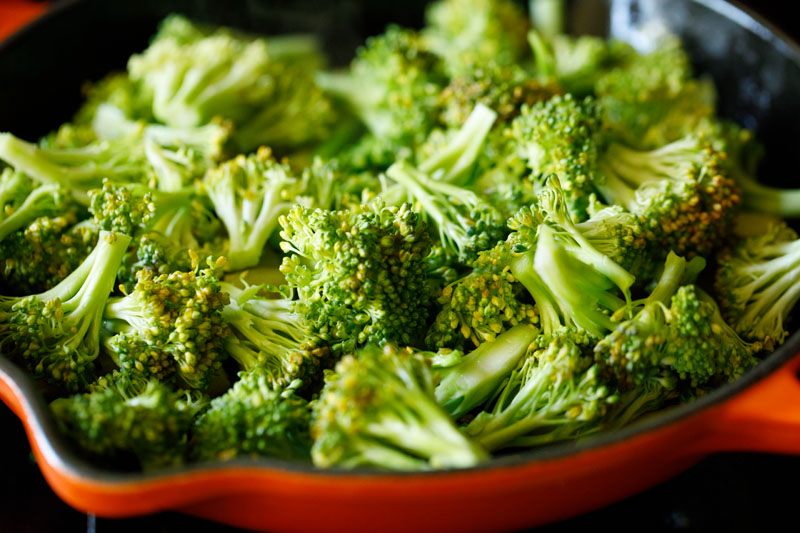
2, 0, 800, 531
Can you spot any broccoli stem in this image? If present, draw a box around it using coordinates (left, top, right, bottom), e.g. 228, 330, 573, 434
0, 133, 128, 193
419, 103, 497, 185
435, 323, 539, 417
0, 184, 61, 241
367, 387, 488, 468
737, 176, 800, 218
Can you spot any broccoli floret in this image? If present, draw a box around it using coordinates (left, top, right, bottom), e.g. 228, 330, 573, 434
72, 72, 154, 126
0, 132, 148, 197
505, 94, 605, 221
0, 211, 97, 295
509, 179, 634, 339
103, 257, 230, 390
594, 252, 705, 390
311, 344, 488, 470
385, 160, 506, 265
0, 231, 131, 392
667, 285, 758, 386
0, 184, 68, 242
220, 282, 331, 392
596, 36, 716, 149
51, 378, 205, 470
191, 367, 311, 463
317, 25, 447, 149
128, 16, 334, 152
279, 200, 432, 348
529, 30, 635, 93
438, 61, 562, 128
466, 330, 617, 451
418, 103, 499, 185
0, 167, 35, 216
204, 147, 302, 271
715, 223, 800, 350
423, 0, 531, 74
426, 245, 537, 350
595, 254, 756, 424
597, 135, 741, 269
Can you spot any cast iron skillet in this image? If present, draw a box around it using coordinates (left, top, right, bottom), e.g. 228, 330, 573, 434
2, 0, 800, 531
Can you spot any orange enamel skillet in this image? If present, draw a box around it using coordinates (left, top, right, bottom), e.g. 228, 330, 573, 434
2, 0, 800, 531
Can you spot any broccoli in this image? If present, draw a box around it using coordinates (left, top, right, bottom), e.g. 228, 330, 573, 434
72, 72, 154, 126
51, 377, 205, 470
0, 184, 68, 243
504, 94, 605, 221
203, 147, 301, 271
423, 0, 531, 74
279, 200, 432, 348
595, 36, 717, 149
596, 135, 741, 270
191, 367, 311, 463
418, 103, 498, 185
128, 15, 334, 152
0, 132, 148, 198
715, 223, 800, 350
220, 282, 331, 392
311, 344, 488, 470
528, 31, 634, 94
0, 211, 97, 295
0, 167, 35, 216
103, 257, 230, 390
594, 252, 705, 391
595, 253, 757, 424
426, 245, 537, 350
385, 160, 506, 265
438, 61, 561, 128
466, 330, 617, 451
0, 231, 131, 392
435, 323, 540, 418
509, 179, 634, 339
316, 25, 447, 150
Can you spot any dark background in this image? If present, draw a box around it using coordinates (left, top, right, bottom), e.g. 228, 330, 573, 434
2, 1, 800, 532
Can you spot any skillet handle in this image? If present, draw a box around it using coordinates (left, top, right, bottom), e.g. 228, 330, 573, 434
700, 353, 800, 454
0, 1, 48, 41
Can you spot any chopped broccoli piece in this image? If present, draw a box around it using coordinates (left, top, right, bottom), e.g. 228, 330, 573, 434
51, 378, 205, 470
204, 147, 301, 271
192, 367, 311, 463
104, 257, 230, 390
220, 282, 331, 392
0, 231, 131, 392
715, 222, 800, 350
311, 344, 488, 470
423, 0, 531, 73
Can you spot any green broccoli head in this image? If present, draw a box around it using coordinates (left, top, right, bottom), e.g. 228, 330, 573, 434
279, 199, 433, 348
51, 378, 205, 470
311, 344, 488, 470
506, 94, 605, 221
715, 223, 800, 350
438, 61, 562, 128
104, 257, 230, 390
204, 147, 301, 271
317, 25, 448, 148
424, 0, 531, 73
596, 36, 716, 148
467, 329, 617, 451
0, 231, 131, 392
191, 367, 312, 463
220, 282, 332, 393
